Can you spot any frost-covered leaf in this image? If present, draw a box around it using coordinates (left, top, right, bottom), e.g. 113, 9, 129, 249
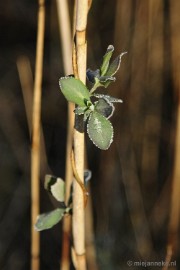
84, 110, 92, 122
84, 169, 92, 185
98, 76, 116, 88
99, 76, 116, 83
74, 106, 87, 115
86, 69, 100, 83
101, 80, 113, 88
95, 98, 114, 119
106, 52, 127, 77
100, 45, 114, 76
59, 77, 90, 106
93, 94, 123, 103
87, 111, 113, 150
44, 175, 65, 202
35, 208, 65, 231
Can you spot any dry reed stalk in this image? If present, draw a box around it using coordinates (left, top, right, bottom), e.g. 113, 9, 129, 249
72, 0, 89, 269
17, 56, 50, 178
56, 1, 74, 269
31, 0, 45, 269
163, 1, 180, 266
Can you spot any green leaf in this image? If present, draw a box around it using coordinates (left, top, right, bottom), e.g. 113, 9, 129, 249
100, 80, 113, 89
100, 45, 114, 76
35, 208, 65, 231
44, 175, 65, 202
59, 77, 90, 107
95, 98, 114, 119
87, 111, 114, 150
93, 94, 123, 103
106, 52, 127, 77
98, 76, 116, 88
99, 76, 116, 83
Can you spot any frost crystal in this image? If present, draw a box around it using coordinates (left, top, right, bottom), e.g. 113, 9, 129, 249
94, 117, 102, 134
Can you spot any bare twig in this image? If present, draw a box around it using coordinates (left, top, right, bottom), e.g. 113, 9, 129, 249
71, 150, 88, 207
31, 0, 45, 269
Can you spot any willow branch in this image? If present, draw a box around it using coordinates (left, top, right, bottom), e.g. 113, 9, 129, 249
72, 0, 89, 269
71, 150, 88, 207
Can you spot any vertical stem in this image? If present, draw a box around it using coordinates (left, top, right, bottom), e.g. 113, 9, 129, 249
31, 1, 45, 270
56, 1, 74, 269
16, 56, 50, 179
73, 0, 88, 269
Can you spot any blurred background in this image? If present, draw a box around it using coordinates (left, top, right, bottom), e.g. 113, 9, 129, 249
0, 0, 180, 269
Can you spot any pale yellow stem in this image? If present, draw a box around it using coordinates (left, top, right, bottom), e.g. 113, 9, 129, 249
56, 1, 74, 269
31, 1, 45, 269
72, 1, 89, 269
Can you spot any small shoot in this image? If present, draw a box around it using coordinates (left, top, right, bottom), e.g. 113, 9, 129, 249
87, 45, 127, 92
59, 45, 126, 150
35, 170, 92, 231
35, 175, 69, 231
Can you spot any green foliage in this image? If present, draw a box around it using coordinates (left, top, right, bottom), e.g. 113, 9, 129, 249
87, 111, 114, 150
35, 170, 92, 231
86, 45, 127, 90
93, 94, 123, 104
35, 174, 69, 231
44, 175, 65, 202
35, 208, 66, 231
59, 77, 91, 107
100, 45, 114, 76
59, 45, 126, 150
35, 45, 126, 232
95, 98, 115, 119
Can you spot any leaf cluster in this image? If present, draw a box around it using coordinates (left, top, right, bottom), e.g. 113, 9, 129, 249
59, 45, 127, 150
35, 171, 91, 231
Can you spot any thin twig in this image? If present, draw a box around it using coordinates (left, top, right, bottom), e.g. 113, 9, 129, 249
71, 150, 88, 207
31, 0, 45, 269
